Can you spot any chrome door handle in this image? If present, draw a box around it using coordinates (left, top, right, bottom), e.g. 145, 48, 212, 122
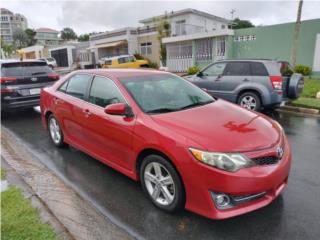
243, 78, 249, 82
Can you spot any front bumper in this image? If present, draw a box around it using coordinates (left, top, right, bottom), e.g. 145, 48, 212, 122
180, 137, 291, 219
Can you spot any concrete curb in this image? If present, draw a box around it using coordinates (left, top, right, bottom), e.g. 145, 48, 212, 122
280, 105, 319, 115
1, 127, 134, 240
1, 158, 74, 240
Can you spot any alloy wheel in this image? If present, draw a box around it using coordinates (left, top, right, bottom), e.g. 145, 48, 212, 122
144, 162, 175, 206
49, 117, 61, 145
240, 95, 257, 110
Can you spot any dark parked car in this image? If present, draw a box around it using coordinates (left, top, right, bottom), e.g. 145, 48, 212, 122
1, 60, 59, 112
185, 59, 304, 111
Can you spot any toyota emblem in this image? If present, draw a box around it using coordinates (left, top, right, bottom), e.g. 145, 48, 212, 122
276, 147, 284, 158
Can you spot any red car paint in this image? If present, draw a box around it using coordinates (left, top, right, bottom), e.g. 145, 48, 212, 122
40, 69, 291, 219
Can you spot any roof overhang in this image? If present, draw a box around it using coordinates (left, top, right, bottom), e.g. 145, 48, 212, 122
88, 40, 127, 50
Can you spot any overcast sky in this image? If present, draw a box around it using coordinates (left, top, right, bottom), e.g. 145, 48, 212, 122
2, 0, 320, 35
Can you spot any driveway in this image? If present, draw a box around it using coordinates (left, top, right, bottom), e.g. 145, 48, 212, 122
1, 109, 320, 240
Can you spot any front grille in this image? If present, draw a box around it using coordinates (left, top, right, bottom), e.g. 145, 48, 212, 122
252, 156, 279, 165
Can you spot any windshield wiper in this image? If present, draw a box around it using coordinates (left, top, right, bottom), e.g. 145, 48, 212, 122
179, 100, 214, 110
145, 108, 177, 114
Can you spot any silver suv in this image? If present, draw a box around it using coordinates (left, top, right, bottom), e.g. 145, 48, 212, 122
186, 60, 304, 111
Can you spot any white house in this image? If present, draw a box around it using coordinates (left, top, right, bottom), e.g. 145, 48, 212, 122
140, 8, 233, 72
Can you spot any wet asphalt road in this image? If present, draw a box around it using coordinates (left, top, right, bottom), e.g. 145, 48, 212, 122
1, 109, 320, 240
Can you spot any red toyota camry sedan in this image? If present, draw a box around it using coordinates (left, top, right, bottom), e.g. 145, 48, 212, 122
40, 69, 291, 219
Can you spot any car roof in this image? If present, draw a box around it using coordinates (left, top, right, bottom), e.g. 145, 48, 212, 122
72, 68, 168, 79
216, 59, 278, 63
0, 59, 46, 65
101, 55, 133, 60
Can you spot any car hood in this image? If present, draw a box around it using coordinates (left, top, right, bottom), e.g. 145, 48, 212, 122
150, 100, 281, 152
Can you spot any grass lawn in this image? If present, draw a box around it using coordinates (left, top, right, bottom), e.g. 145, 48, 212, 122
291, 97, 320, 110
1, 168, 5, 180
301, 78, 320, 98
1, 174, 58, 240
289, 78, 320, 110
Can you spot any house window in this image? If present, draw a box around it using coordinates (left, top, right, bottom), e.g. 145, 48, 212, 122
221, 25, 226, 29
175, 20, 186, 36
140, 42, 152, 55
239, 36, 244, 41
234, 36, 239, 42
1, 16, 8, 21
246, 35, 250, 41
251, 35, 256, 40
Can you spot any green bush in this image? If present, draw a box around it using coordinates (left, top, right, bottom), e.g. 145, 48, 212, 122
294, 64, 311, 76
187, 66, 201, 75
148, 62, 159, 69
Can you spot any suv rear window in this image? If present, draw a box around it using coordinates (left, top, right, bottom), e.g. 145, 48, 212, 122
250, 62, 268, 76
1, 62, 52, 77
223, 62, 250, 76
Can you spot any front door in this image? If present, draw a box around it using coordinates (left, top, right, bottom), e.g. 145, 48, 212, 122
195, 62, 227, 98
81, 75, 136, 171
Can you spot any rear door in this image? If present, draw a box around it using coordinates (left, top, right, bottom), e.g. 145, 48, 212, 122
217, 61, 252, 101
53, 74, 93, 146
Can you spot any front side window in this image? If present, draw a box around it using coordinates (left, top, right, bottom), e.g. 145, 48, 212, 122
119, 74, 213, 114
118, 57, 126, 64
223, 62, 251, 76
89, 76, 126, 107
65, 74, 92, 99
203, 62, 227, 76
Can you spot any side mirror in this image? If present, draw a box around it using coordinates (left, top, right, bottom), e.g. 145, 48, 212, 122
104, 103, 134, 117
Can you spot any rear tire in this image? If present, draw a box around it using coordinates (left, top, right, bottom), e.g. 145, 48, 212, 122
140, 154, 185, 213
237, 91, 262, 111
48, 114, 67, 147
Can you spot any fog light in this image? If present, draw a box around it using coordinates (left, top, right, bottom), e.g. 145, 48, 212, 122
214, 194, 230, 208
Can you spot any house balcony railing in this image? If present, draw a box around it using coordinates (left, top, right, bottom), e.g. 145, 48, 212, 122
171, 24, 204, 37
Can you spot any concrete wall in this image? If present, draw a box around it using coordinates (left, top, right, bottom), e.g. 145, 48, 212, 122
232, 19, 320, 73
137, 33, 161, 64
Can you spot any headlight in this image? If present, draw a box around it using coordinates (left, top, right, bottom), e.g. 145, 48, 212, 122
189, 148, 255, 172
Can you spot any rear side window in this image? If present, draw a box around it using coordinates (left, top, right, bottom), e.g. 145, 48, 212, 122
65, 74, 92, 100
250, 62, 268, 76
104, 60, 112, 65
89, 76, 126, 107
223, 62, 250, 76
118, 57, 126, 64
1, 62, 52, 77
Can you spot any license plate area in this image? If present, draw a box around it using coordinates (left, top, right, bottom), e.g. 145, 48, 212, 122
29, 88, 41, 95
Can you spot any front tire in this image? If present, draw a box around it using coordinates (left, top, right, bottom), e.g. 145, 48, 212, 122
140, 155, 185, 212
48, 114, 66, 147
237, 91, 262, 111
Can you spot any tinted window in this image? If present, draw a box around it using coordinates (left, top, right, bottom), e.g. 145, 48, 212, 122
65, 74, 92, 99
279, 62, 294, 76
105, 60, 112, 65
203, 62, 226, 76
118, 57, 126, 64
223, 62, 250, 76
250, 62, 268, 76
120, 74, 213, 113
89, 76, 126, 107
1, 62, 52, 77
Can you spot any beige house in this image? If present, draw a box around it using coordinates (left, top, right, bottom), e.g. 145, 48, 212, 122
137, 26, 160, 64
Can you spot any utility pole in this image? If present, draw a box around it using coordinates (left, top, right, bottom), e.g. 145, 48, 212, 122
291, 0, 303, 67
230, 9, 236, 29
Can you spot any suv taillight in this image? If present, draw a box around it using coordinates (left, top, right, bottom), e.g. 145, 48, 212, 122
48, 73, 60, 80
0, 77, 17, 83
269, 76, 283, 91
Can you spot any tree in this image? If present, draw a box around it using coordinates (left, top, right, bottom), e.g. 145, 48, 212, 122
78, 33, 90, 42
61, 27, 77, 41
12, 28, 28, 48
1, 38, 15, 58
232, 18, 254, 29
25, 28, 36, 46
157, 18, 170, 67
290, 0, 303, 67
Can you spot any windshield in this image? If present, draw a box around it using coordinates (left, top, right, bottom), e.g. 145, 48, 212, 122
119, 74, 214, 114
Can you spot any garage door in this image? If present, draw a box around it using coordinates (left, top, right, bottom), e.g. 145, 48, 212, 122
51, 49, 68, 67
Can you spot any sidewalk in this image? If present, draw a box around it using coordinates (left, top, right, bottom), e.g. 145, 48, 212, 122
1, 127, 134, 240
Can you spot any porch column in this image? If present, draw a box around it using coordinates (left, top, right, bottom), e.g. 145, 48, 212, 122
192, 40, 196, 66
